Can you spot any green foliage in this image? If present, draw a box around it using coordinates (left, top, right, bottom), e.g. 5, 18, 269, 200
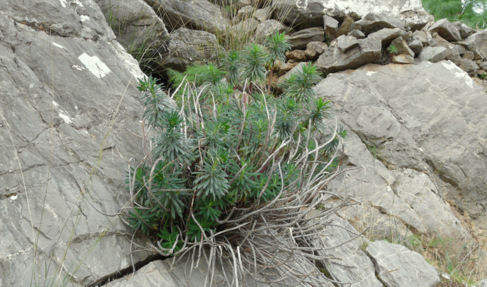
127, 64, 345, 256
280, 62, 323, 103
264, 31, 292, 68
241, 43, 268, 85
423, 0, 487, 28
387, 44, 398, 55
167, 64, 226, 89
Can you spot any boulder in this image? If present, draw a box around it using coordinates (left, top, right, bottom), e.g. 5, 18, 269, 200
316, 36, 382, 73
429, 18, 462, 42
271, 0, 325, 29
354, 12, 405, 35
229, 18, 259, 40
236, 5, 255, 23
337, 35, 360, 53
391, 36, 414, 57
286, 50, 308, 61
413, 30, 433, 46
146, 0, 228, 35
314, 61, 487, 234
253, 7, 272, 22
305, 41, 328, 59
254, 19, 288, 42
368, 27, 411, 47
0, 0, 154, 285
400, 9, 433, 31
453, 21, 474, 39
459, 58, 479, 76
366, 241, 440, 287
408, 39, 423, 56
464, 29, 487, 60
287, 27, 325, 50
419, 46, 448, 62
324, 14, 339, 39
336, 15, 354, 37
392, 54, 414, 64
349, 29, 366, 39
95, 0, 169, 60
163, 27, 221, 71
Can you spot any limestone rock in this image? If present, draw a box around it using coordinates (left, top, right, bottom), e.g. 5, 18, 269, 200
366, 241, 440, 287
324, 14, 339, 39
392, 54, 414, 64
305, 41, 328, 59
317, 36, 382, 73
459, 58, 479, 76
271, 0, 326, 29
0, 0, 155, 285
164, 27, 221, 71
96, 0, 169, 58
400, 9, 433, 31
286, 50, 308, 61
314, 61, 487, 233
368, 27, 411, 47
253, 7, 272, 22
408, 39, 423, 56
287, 27, 325, 50
453, 21, 474, 39
254, 19, 288, 42
349, 29, 366, 39
429, 18, 462, 42
336, 15, 354, 37
413, 30, 432, 46
147, 0, 228, 35
337, 35, 360, 53
391, 36, 414, 57
229, 18, 259, 40
419, 46, 447, 62
236, 5, 255, 23
354, 12, 405, 35
464, 29, 487, 60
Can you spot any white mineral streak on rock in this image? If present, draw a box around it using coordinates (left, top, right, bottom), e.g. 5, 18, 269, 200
441, 60, 474, 88
366, 71, 377, 76
52, 42, 65, 49
78, 53, 111, 78
59, 0, 67, 8
52, 101, 59, 108
322, 0, 423, 17
59, 112, 72, 124
80, 15, 90, 22
72, 65, 85, 71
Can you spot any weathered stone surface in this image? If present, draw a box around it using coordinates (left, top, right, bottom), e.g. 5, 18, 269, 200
286, 50, 308, 61
324, 14, 339, 39
453, 21, 474, 39
349, 29, 366, 39
96, 0, 169, 57
163, 27, 221, 71
392, 54, 414, 64
236, 5, 254, 23
271, 0, 326, 29
366, 241, 440, 287
305, 41, 328, 59
287, 27, 325, 50
400, 9, 433, 31
368, 27, 410, 47
147, 0, 228, 35
336, 15, 354, 37
459, 58, 479, 76
391, 36, 414, 57
413, 30, 432, 46
337, 35, 360, 52
253, 7, 272, 22
313, 215, 383, 286
408, 39, 423, 56
0, 0, 155, 285
317, 36, 381, 73
354, 12, 405, 34
229, 18, 259, 40
254, 19, 288, 42
419, 46, 447, 62
315, 61, 487, 234
464, 29, 487, 60
429, 18, 462, 42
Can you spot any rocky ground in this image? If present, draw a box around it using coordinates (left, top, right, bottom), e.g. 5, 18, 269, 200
1, 0, 486, 286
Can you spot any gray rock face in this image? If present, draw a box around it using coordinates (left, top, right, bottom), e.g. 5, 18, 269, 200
419, 46, 448, 62
96, 0, 169, 53
408, 39, 423, 55
368, 27, 411, 46
146, 0, 228, 35
324, 14, 339, 39
366, 241, 440, 287
163, 27, 221, 71
287, 27, 325, 49
464, 29, 487, 60
0, 0, 152, 285
429, 18, 462, 42
254, 19, 288, 42
271, 0, 325, 29
391, 36, 414, 57
453, 21, 474, 39
314, 61, 487, 235
317, 35, 382, 73
354, 13, 405, 35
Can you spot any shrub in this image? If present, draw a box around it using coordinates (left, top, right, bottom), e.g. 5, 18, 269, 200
126, 41, 346, 285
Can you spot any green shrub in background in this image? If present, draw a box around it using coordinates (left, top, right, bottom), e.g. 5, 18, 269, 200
423, 0, 487, 28
125, 31, 347, 285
